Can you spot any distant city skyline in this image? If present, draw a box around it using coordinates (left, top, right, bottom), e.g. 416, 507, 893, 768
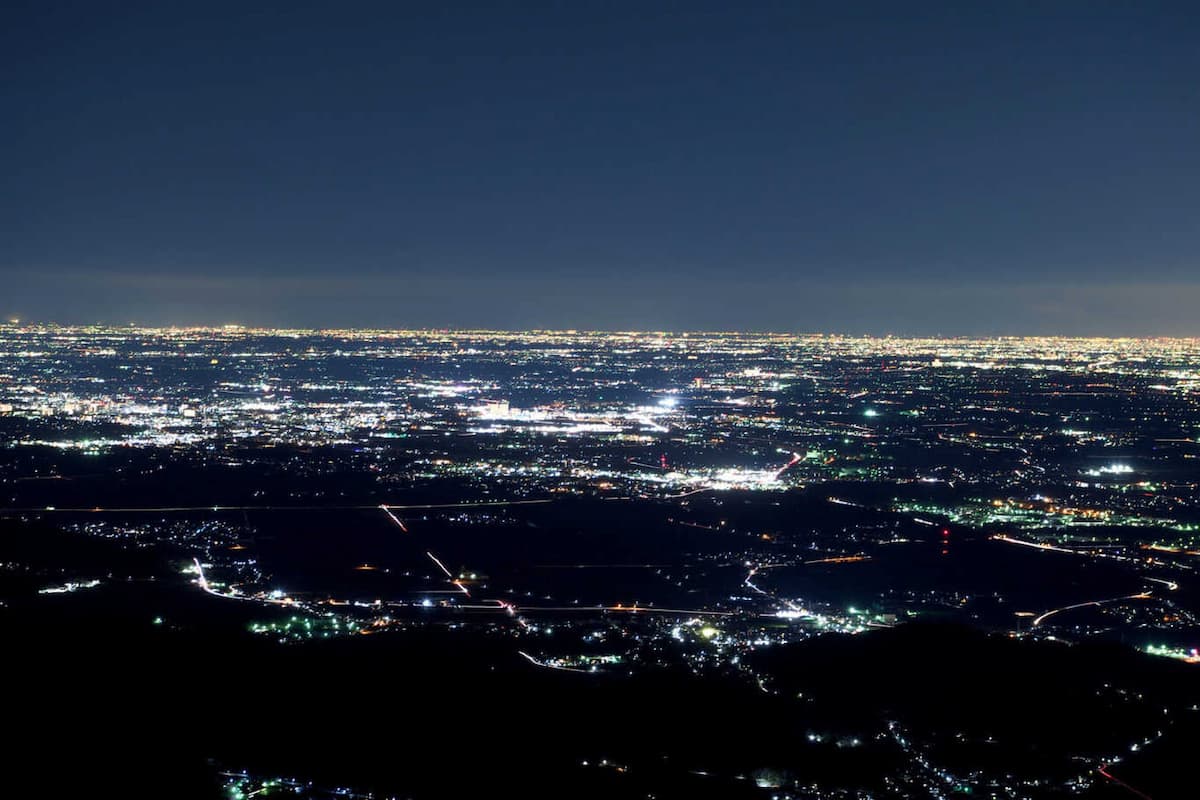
6, 277, 1200, 337
5, 2, 1199, 334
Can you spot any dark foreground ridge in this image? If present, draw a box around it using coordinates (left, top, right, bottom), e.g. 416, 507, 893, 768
6, 529, 1196, 800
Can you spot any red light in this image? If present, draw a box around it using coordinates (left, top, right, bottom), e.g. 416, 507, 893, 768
941, 528, 950, 537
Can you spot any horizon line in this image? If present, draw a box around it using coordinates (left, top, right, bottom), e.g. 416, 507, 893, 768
2, 321, 1198, 341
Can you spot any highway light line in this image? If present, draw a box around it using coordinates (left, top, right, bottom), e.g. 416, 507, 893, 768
424, 550, 470, 597
379, 504, 409, 532
8, 498, 556, 514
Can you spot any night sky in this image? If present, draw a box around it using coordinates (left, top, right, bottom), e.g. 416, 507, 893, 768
4, 1, 1199, 333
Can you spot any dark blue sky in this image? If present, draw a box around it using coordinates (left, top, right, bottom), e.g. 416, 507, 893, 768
4, 1, 1199, 333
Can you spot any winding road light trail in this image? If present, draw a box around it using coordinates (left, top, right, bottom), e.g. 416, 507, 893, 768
517, 650, 592, 673
1145, 576, 1179, 591
1032, 591, 1152, 627
191, 557, 285, 604
744, 563, 805, 615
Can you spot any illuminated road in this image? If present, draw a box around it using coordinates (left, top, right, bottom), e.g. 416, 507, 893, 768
774, 451, 802, 479
193, 557, 222, 597
993, 533, 1179, 571
376, 506, 470, 598
826, 496, 864, 508
744, 564, 805, 615
992, 533, 1080, 555
425, 550, 470, 597
379, 504, 409, 532
662, 487, 711, 499
1098, 763, 1153, 800
191, 557, 291, 605
507, 604, 735, 617
1145, 576, 1179, 591
1032, 591, 1152, 628
517, 650, 592, 673
995, 532, 1180, 629
530, 563, 671, 568
803, 555, 870, 565
995, 534, 1182, 630
10, 498, 555, 513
